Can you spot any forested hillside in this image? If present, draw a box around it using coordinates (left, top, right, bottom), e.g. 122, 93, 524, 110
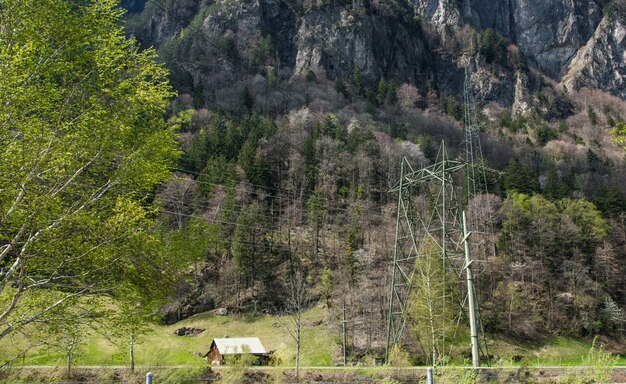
4, 0, 626, 374
112, 0, 626, 363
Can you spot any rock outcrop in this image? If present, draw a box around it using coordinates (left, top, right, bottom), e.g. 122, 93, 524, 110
561, 15, 626, 98
122, 0, 626, 109
418, 0, 603, 79
293, 7, 431, 83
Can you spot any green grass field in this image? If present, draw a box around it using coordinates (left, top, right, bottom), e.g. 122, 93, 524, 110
1, 307, 624, 369
1, 306, 335, 368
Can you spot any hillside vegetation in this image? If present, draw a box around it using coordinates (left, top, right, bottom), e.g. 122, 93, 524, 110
116, 0, 626, 365
1, 0, 626, 372
2, 308, 626, 368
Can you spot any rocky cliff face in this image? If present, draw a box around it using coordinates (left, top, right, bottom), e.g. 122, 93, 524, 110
293, 6, 431, 83
122, 0, 625, 100
561, 14, 626, 98
457, 0, 603, 78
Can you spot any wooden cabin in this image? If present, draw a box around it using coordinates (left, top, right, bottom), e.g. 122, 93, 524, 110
204, 337, 271, 365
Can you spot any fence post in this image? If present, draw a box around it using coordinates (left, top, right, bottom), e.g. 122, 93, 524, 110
146, 372, 153, 384
427, 367, 434, 384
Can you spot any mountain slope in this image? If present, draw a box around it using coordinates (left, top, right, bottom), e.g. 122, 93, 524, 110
119, 0, 626, 364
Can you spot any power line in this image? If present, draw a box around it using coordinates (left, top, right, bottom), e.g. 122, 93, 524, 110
170, 166, 392, 212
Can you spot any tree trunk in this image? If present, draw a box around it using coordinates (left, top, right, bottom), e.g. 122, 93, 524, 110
295, 333, 300, 378
295, 311, 301, 378
67, 351, 72, 378
508, 296, 513, 331
130, 333, 135, 372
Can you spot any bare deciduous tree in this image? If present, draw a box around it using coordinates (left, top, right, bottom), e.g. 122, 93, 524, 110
281, 269, 309, 378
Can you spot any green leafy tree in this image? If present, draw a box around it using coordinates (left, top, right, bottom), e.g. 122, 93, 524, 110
409, 239, 458, 365
611, 120, 626, 150
581, 338, 617, 383
543, 169, 572, 199
232, 202, 268, 290
587, 105, 599, 125
197, 156, 236, 198
239, 139, 259, 181
503, 160, 539, 194
535, 124, 558, 146
0, 0, 179, 344
334, 78, 349, 98
479, 28, 508, 65
168, 109, 196, 132
558, 198, 608, 253
30, 300, 103, 378
499, 193, 560, 264
387, 80, 398, 104
387, 344, 411, 367
390, 122, 408, 140
307, 188, 327, 260
106, 290, 165, 372
321, 266, 333, 308
302, 135, 319, 195
376, 78, 388, 105
46, 317, 86, 378
559, 337, 617, 383
345, 226, 363, 286
593, 186, 626, 216
240, 85, 254, 113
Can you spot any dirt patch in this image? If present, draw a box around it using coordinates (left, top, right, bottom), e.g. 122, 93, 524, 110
173, 326, 205, 336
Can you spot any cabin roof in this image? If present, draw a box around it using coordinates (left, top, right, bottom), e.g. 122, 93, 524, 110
212, 337, 266, 355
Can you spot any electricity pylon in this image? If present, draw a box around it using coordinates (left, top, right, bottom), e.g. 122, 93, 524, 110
462, 66, 493, 368
385, 69, 493, 366
385, 143, 466, 364
463, 67, 489, 201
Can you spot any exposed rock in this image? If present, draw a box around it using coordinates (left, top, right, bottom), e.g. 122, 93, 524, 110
508, 0, 602, 79
415, 0, 463, 33
123, 0, 624, 101
162, 299, 215, 325
294, 6, 431, 83
455, 0, 603, 78
469, 59, 516, 105
561, 15, 626, 98
126, 1, 199, 47
213, 307, 228, 316
173, 327, 205, 336
512, 71, 532, 116
160, 271, 217, 324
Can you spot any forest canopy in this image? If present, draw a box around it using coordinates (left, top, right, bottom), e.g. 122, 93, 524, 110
0, 0, 180, 339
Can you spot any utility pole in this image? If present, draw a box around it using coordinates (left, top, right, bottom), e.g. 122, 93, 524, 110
342, 301, 347, 366
462, 210, 480, 367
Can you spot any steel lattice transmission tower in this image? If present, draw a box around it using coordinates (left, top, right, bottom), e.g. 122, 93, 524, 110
463, 67, 489, 201
385, 143, 467, 363
462, 66, 493, 367
385, 69, 493, 366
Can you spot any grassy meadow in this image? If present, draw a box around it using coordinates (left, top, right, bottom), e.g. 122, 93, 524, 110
1, 306, 335, 368
1, 306, 624, 370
